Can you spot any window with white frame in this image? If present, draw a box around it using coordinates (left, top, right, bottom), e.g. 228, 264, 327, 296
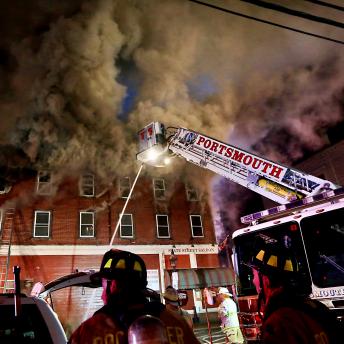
33, 211, 51, 237
120, 213, 134, 238
185, 183, 199, 201
153, 178, 166, 200
80, 212, 95, 237
190, 215, 204, 237
36, 171, 52, 195
156, 214, 170, 238
119, 177, 131, 198
80, 174, 95, 197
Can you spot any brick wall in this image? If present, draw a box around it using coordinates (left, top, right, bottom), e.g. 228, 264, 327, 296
0, 176, 216, 246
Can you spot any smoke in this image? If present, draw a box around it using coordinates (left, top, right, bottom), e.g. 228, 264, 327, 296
0, 0, 343, 230
214, 56, 344, 243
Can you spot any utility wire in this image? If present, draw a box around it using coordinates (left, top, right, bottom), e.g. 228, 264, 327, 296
189, 0, 344, 45
241, 0, 344, 28
304, 0, 344, 12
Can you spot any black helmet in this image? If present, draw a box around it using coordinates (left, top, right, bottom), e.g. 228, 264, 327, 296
248, 243, 299, 278
92, 249, 147, 289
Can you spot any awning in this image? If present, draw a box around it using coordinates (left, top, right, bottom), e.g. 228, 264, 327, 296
200, 268, 235, 287
165, 267, 234, 290
165, 269, 201, 289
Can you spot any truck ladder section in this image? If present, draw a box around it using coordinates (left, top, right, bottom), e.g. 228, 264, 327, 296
168, 127, 339, 204
241, 186, 344, 224
0, 208, 15, 292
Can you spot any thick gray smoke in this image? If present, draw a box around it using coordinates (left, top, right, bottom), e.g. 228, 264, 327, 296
0, 0, 343, 232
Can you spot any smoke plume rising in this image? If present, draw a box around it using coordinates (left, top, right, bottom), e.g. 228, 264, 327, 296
0, 0, 343, 237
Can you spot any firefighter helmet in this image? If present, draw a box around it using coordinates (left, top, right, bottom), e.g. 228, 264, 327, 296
92, 249, 147, 288
248, 243, 299, 277
162, 286, 179, 302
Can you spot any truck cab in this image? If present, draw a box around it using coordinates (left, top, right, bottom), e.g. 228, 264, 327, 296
232, 190, 344, 325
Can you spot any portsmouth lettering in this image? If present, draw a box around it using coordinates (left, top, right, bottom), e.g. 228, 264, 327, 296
195, 135, 285, 179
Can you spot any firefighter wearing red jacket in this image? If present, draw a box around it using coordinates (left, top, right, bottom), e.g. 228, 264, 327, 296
247, 241, 340, 344
69, 249, 199, 344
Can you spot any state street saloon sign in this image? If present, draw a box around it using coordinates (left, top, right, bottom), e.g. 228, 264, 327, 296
164, 246, 218, 255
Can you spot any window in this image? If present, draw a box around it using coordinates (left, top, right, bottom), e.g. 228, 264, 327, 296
120, 214, 134, 238
233, 221, 310, 297
36, 171, 52, 195
119, 177, 131, 198
153, 179, 166, 200
301, 208, 344, 288
156, 214, 170, 238
190, 215, 204, 237
80, 212, 95, 237
0, 304, 54, 343
33, 211, 51, 237
0, 178, 11, 194
186, 183, 199, 201
80, 174, 95, 197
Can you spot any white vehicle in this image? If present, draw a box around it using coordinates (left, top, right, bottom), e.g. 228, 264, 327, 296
0, 266, 67, 343
0, 293, 67, 343
137, 122, 344, 330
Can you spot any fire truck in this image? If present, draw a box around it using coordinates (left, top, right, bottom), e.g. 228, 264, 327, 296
137, 122, 344, 335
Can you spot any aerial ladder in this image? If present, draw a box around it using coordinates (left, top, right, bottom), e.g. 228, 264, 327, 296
137, 122, 340, 204
137, 122, 344, 333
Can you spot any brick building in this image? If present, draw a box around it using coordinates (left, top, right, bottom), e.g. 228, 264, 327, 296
0, 171, 231, 333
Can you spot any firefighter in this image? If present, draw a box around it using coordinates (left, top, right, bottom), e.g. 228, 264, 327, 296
247, 242, 340, 343
69, 249, 199, 344
162, 286, 193, 328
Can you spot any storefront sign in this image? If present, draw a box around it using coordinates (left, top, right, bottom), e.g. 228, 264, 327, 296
165, 246, 217, 254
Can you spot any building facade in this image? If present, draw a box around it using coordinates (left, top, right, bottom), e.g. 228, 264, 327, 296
0, 171, 227, 333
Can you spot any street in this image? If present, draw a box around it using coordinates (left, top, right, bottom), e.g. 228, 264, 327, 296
194, 325, 227, 344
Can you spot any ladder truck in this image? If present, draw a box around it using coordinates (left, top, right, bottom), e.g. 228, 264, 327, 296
136, 122, 344, 332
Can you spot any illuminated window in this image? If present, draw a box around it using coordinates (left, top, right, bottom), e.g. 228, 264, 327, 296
156, 214, 170, 238
190, 215, 204, 237
80, 212, 94, 237
186, 183, 198, 201
80, 174, 95, 197
153, 178, 166, 200
120, 214, 134, 238
119, 177, 131, 199
36, 171, 52, 195
34, 211, 51, 237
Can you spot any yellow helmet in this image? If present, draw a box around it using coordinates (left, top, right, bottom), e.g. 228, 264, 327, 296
92, 249, 147, 289
248, 243, 299, 277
